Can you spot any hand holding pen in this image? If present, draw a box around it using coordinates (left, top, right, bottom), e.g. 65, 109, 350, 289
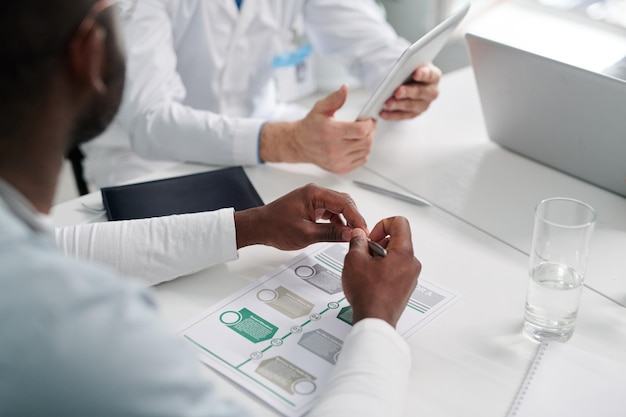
342, 217, 421, 328
367, 238, 388, 257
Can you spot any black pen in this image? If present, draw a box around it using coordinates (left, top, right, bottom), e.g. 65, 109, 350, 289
367, 238, 387, 257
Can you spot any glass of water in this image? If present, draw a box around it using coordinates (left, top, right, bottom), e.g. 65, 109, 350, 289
523, 197, 596, 343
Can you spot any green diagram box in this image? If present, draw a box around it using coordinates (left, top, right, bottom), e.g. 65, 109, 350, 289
337, 306, 353, 326
220, 308, 278, 343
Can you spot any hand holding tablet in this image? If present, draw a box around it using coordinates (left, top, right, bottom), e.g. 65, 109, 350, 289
378, 62, 442, 121
357, 3, 471, 121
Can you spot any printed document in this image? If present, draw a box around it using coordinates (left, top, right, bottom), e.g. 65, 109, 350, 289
179, 242, 461, 416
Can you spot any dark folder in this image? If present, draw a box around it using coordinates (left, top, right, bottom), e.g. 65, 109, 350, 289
101, 166, 264, 221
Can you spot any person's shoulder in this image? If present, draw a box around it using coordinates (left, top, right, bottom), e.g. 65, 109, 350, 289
0, 231, 168, 415
0, 223, 157, 342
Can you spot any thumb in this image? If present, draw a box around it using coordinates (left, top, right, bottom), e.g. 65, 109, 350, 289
348, 228, 368, 254
309, 223, 353, 243
312, 84, 348, 116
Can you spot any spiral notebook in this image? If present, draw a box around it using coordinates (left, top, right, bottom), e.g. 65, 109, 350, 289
507, 342, 626, 417
101, 166, 264, 221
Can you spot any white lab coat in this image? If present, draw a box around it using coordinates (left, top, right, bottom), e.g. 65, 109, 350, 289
83, 0, 410, 187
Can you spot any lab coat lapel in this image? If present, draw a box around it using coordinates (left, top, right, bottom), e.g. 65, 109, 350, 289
221, 0, 261, 91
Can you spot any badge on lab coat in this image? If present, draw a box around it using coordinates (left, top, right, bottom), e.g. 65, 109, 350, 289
273, 44, 317, 103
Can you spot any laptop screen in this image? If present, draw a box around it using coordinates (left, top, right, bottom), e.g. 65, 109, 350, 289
465, 33, 626, 198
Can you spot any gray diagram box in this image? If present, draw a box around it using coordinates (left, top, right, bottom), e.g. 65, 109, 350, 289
411, 285, 445, 308
298, 329, 343, 365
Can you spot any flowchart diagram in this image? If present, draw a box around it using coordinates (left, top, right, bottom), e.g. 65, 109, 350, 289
179, 242, 461, 416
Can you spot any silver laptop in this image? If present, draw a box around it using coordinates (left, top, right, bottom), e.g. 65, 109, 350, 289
466, 33, 626, 198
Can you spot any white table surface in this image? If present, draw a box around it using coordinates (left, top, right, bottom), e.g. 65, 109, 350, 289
50, 160, 626, 417
49, 6, 626, 412
361, 66, 626, 308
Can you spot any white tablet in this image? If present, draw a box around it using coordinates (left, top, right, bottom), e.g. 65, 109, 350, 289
357, 2, 470, 120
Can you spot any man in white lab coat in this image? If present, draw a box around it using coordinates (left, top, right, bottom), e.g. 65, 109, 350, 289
83, 0, 442, 187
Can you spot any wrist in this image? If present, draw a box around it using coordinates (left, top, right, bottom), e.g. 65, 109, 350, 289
259, 121, 300, 163
234, 208, 264, 249
350, 301, 400, 329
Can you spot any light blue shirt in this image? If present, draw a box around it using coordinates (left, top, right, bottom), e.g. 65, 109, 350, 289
0, 184, 248, 417
0, 180, 411, 417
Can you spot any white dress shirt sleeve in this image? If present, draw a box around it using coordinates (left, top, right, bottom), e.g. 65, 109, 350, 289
304, 0, 411, 92
54, 209, 238, 286
116, 0, 263, 166
309, 318, 411, 417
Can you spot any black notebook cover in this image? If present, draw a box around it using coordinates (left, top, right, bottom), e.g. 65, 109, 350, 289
101, 166, 264, 221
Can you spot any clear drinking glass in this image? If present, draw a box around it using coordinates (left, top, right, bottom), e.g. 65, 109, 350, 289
523, 197, 596, 342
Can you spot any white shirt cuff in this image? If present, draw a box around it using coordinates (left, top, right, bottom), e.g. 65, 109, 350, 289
233, 118, 266, 165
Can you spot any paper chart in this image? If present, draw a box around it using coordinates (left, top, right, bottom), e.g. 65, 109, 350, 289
178, 242, 461, 416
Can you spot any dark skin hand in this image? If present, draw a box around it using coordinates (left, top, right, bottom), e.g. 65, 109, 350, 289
342, 216, 421, 328
233, 184, 368, 250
